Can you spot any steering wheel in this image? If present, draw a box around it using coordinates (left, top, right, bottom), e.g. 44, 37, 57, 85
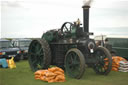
61, 22, 73, 35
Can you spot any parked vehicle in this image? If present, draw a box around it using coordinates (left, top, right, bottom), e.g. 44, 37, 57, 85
0, 38, 21, 61
94, 35, 128, 60
12, 38, 32, 60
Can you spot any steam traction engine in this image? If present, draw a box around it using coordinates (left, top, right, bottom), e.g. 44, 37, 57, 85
28, 4, 112, 79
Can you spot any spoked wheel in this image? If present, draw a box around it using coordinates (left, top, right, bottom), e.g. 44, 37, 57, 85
61, 22, 73, 35
28, 39, 51, 72
65, 48, 85, 79
93, 47, 112, 75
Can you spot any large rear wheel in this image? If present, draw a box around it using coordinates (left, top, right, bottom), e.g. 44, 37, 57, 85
65, 48, 85, 79
28, 39, 51, 72
93, 47, 112, 75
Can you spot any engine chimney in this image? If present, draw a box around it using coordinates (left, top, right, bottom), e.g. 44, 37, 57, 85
82, 5, 90, 33
82, 0, 92, 37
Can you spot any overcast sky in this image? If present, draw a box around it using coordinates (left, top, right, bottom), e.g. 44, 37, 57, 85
1, 0, 128, 38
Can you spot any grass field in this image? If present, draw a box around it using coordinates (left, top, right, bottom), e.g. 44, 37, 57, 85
0, 60, 128, 85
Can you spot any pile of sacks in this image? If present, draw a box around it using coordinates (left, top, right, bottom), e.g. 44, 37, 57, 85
34, 67, 65, 83
111, 56, 126, 71
118, 60, 128, 72
104, 56, 127, 71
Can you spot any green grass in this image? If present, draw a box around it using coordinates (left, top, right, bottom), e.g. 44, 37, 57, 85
0, 60, 128, 85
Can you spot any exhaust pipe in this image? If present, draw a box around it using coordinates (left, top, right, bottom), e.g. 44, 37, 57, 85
82, 0, 93, 36
82, 5, 90, 33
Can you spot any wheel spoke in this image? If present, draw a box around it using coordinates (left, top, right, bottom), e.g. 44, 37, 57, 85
73, 55, 80, 65
29, 52, 36, 56
64, 25, 68, 31
69, 63, 73, 67
31, 42, 37, 49
69, 25, 72, 31
38, 48, 43, 54
32, 59, 38, 65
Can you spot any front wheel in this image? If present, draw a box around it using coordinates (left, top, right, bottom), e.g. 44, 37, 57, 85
93, 47, 112, 75
65, 48, 85, 79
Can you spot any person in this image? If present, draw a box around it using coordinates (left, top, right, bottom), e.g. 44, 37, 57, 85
104, 38, 112, 51
96, 40, 101, 47
104, 38, 116, 56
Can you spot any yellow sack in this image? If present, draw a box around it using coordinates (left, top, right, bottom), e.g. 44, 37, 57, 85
8, 57, 16, 69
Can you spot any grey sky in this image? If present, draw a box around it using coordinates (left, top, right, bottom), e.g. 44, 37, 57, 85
1, 0, 128, 38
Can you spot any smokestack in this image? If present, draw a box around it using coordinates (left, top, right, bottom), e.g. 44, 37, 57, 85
82, 0, 92, 34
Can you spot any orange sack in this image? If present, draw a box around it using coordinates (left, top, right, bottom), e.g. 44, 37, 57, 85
40, 76, 47, 81
34, 70, 44, 75
48, 67, 64, 73
45, 71, 57, 77
54, 71, 64, 75
54, 75, 65, 82
34, 70, 44, 80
